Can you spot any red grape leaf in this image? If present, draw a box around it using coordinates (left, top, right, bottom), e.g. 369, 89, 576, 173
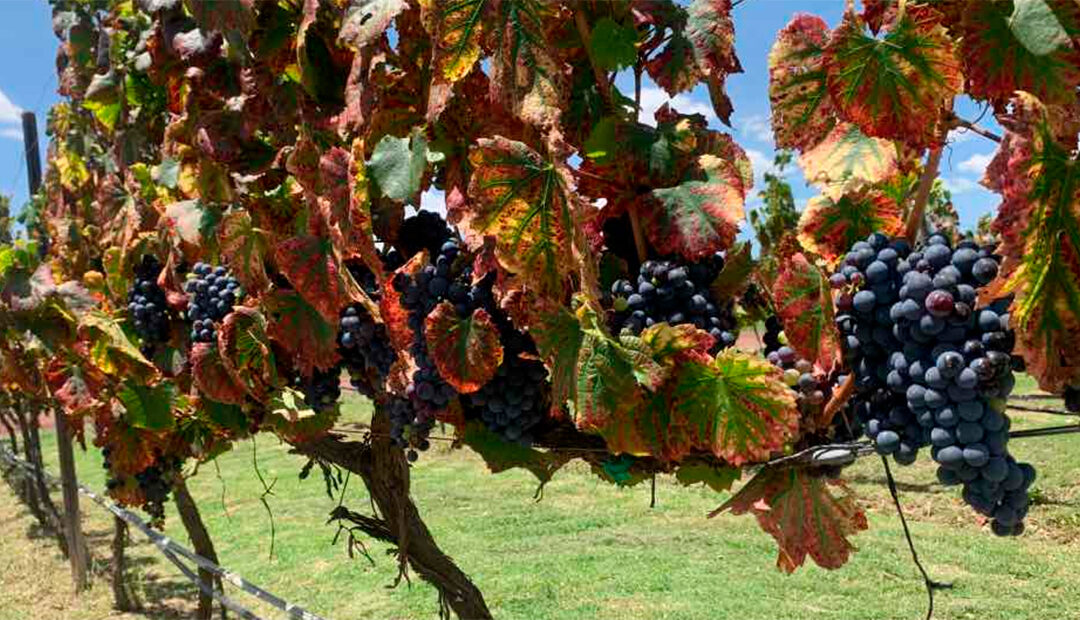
798, 122, 899, 199
275, 234, 377, 325
961, 0, 1080, 105
772, 252, 842, 373
343, 138, 382, 276
769, 13, 836, 151
219, 209, 270, 294
265, 289, 341, 378
465, 136, 575, 299
983, 95, 1080, 391
797, 190, 903, 263
46, 347, 107, 419
424, 301, 503, 394
711, 468, 868, 572
218, 307, 279, 403
643, 154, 748, 261
191, 342, 248, 406
646, 30, 701, 96
671, 349, 799, 466
381, 250, 427, 356
686, 0, 743, 125
824, 6, 962, 149
626, 322, 716, 390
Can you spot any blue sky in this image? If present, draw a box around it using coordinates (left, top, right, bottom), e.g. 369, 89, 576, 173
0, 1, 1002, 233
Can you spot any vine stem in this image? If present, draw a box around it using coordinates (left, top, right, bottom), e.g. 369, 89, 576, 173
574, 8, 613, 112
951, 116, 1002, 143
903, 117, 952, 243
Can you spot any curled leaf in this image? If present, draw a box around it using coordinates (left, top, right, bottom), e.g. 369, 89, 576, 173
424, 302, 503, 394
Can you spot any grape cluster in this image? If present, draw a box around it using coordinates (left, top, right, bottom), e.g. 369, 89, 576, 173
464, 330, 550, 446
296, 365, 342, 415
339, 257, 398, 397
184, 263, 241, 344
395, 210, 454, 259
386, 396, 433, 462
103, 447, 182, 524
609, 253, 737, 353
767, 346, 829, 416
762, 315, 783, 355
835, 232, 1035, 535
128, 255, 172, 357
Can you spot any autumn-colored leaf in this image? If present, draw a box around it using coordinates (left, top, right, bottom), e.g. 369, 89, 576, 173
218, 307, 279, 403
961, 0, 1080, 105
424, 0, 486, 119
424, 302, 503, 394
275, 234, 377, 324
528, 296, 584, 418
339, 0, 407, 50
772, 252, 841, 372
466, 137, 575, 298
266, 290, 342, 378
710, 241, 754, 300
163, 199, 216, 251
686, 0, 742, 125
488, 0, 564, 128
381, 250, 427, 355
191, 342, 248, 406
769, 13, 836, 151
78, 311, 158, 383
46, 348, 106, 418
644, 154, 748, 261
797, 190, 903, 263
711, 468, 868, 572
218, 209, 270, 294
824, 6, 962, 149
672, 349, 799, 466
799, 122, 898, 198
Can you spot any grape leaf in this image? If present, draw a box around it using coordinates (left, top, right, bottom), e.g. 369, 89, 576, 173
797, 190, 903, 263
772, 252, 841, 373
218, 209, 270, 294
528, 297, 585, 418
381, 250, 427, 356
462, 421, 568, 484
983, 98, 1080, 391
424, 301, 503, 394
710, 241, 754, 300
711, 468, 868, 572
686, 0, 742, 125
46, 349, 106, 419
798, 122, 899, 199
78, 311, 158, 382
961, 0, 1080, 105
191, 342, 248, 406
646, 29, 700, 96
367, 129, 429, 202
672, 349, 799, 466
674, 462, 740, 493
117, 381, 178, 431
266, 290, 342, 378
768, 13, 835, 151
265, 386, 339, 443
163, 200, 214, 250
574, 320, 644, 438
824, 6, 962, 149
218, 307, 279, 403
339, 0, 407, 50
590, 17, 637, 71
465, 136, 575, 299
275, 234, 376, 325
644, 153, 748, 261
342, 138, 381, 273
488, 0, 564, 128
425, 0, 486, 120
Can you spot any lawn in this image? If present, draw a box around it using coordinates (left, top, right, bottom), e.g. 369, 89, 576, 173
2, 380, 1079, 620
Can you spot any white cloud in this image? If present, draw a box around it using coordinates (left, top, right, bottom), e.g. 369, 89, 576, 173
739, 113, 774, 144
0, 126, 21, 141
745, 148, 783, 188
637, 87, 716, 127
941, 177, 980, 195
0, 88, 21, 125
957, 152, 994, 176
946, 127, 974, 144
419, 188, 447, 217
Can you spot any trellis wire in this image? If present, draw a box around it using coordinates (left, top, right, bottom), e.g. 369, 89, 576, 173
0, 444, 328, 620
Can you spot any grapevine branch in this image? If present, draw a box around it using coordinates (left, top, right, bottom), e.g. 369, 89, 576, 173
947, 113, 1002, 143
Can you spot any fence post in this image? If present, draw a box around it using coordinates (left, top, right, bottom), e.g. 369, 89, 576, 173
23, 110, 90, 591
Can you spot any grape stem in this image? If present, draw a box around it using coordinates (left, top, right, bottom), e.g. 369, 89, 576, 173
574, 8, 614, 112
948, 114, 1002, 143
903, 113, 953, 242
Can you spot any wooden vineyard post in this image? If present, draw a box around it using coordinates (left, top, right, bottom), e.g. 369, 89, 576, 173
24, 110, 89, 591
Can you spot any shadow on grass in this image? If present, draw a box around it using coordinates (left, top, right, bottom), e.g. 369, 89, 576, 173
845, 474, 943, 494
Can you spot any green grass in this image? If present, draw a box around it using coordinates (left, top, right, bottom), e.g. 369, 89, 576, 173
10, 381, 1080, 620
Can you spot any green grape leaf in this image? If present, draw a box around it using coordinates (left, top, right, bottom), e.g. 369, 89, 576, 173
797, 190, 903, 263
163, 200, 216, 250
424, 302, 503, 394
191, 342, 248, 406
772, 252, 842, 373
824, 7, 962, 149
574, 323, 643, 438
590, 17, 638, 71
961, 0, 1080, 105
983, 97, 1080, 391
674, 462, 740, 493
201, 399, 248, 434
266, 289, 342, 379
672, 349, 799, 466
769, 13, 835, 151
265, 387, 339, 443
711, 468, 868, 572
462, 421, 569, 484
339, 0, 407, 49
529, 297, 585, 417
644, 153, 748, 261
710, 241, 754, 300
367, 129, 429, 203
219, 209, 270, 294
218, 307, 279, 403
686, 0, 742, 125
118, 381, 178, 431
465, 136, 575, 299
275, 234, 376, 325
798, 122, 899, 199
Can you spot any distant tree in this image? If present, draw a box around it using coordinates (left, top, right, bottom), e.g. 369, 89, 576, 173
748, 150, 796, 255
0, 194, 11, 245
974, 212, 999, 246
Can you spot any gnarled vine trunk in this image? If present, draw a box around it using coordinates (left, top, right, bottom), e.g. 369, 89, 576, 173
295, 404, 491, 620
174, 478, 223, 620
111, 515, 139, 612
